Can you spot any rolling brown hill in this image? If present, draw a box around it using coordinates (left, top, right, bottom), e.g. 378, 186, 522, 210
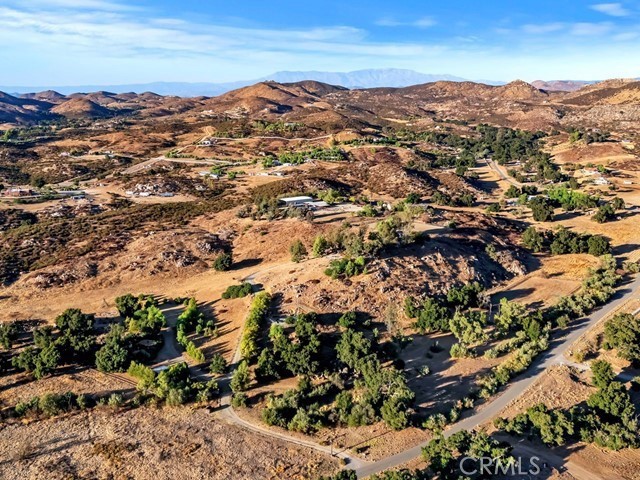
200, 80, 346, 116
0, 91, 57, 124
3, 77, 640, 133
532, 80, 591, 92
50, 97, 114, 119
20, 90, 67, 103
562, 79, 640, 105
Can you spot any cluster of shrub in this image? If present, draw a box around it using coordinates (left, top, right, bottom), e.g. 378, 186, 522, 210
522, 226, 611, 256
568, 128, 610, 145
251, 120, 304, 135
422, 430, 513, 478
392, 124, 547, 173
175, 298, 216, 363
324, 256, 367, 279
10, 309, 98, 379
10, 391, 90, 420
310, 215, 426, 280
321, 469, 427, 480
405, 282, 488, 358
408, 148, 476, 171
273, 147, 347, 166
546, 186, 599, 211
239, 292, 271, 360
431, 191, 476, 208
479, 255, 620, 402
495, 360, 638, 450
94, 294, 167, 373
238, 308, 414, 433
603, 312, 640, 363
512, 184, 624, 224
508, 151, 564, 184
552, 254, 620, 321
221, 282, 253, 299
592, 198, 625, 223
1, 295, 169, 379
128, 361, 218, 406
237, 196, 312, 222
255, 313, 322, 381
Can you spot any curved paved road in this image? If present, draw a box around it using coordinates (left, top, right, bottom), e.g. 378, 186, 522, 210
354, 273, 640, 478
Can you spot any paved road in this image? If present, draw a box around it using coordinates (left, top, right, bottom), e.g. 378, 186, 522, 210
354, 273, 640, 478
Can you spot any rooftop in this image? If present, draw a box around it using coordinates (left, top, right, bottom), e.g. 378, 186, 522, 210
280, 196, 314, 202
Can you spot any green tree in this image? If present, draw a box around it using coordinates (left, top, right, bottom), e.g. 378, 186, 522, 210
410, 298, 450, 334
55, 309, 96, 362
591, 360, 615, 389
115, 293, 138, 318
522, 227, 544, 252
312, 235, 329, 257
213, 252, 233, 271
230, 360, 251, 392
209, 353, 228, 375
338, 311, 357, 329
587, 381, 635, 420
603, 313, 640, 362
530, 197, 554, 222
587, 235, 611, 256
96, 324, 132, 371
0, 322, 18, 350
449, 310, 487, 346
494, 298, 526, 334
290, 239, 307, 263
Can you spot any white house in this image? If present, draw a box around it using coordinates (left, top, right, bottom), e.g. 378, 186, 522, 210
280, 196, 314, 207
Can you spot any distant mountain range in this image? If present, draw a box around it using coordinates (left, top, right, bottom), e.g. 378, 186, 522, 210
1, 69, 502, 97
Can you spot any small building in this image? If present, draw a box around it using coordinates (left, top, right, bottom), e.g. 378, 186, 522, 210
279, 196, 314, 207
199, 171, 219, 179
5, 188, 34, 197
593, 177, 609, 186
58, 190, 85, 196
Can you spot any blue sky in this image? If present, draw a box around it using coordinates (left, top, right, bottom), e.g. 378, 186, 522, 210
1, 0, 639, 85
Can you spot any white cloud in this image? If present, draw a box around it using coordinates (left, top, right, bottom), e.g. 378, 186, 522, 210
521, 21, 614, 37
590, 3, 630, 17
570, 22, 613, 35
376, 16, 436, 28
522, 22, 565, 34
0, 3, 450, 84
3, 0, 140, 11
614, 31, 639, 40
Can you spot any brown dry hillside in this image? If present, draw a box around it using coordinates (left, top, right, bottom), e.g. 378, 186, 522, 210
532, 80, 591, 92
200, 80, 344, 116
562, 78, 640, 105
50, 98, 114, 119
5, 77, 640, 130
20, 90, 68, 103
0, 91, 56, 123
